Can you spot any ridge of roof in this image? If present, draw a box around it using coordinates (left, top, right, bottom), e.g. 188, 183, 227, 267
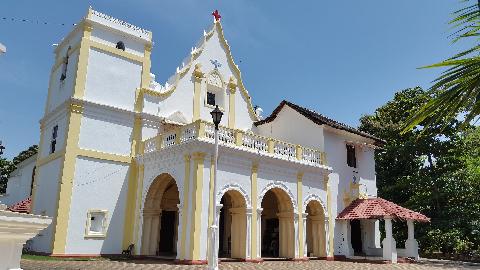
255, 100, 385, 146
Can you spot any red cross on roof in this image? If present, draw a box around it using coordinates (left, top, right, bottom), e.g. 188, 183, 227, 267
212, 10, 221, 22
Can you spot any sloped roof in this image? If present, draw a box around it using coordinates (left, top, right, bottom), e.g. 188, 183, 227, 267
255, 100, 385, 146
7, 197, 32, 214
336, 198, 430, 222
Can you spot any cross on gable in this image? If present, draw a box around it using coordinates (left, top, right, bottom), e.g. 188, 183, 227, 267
212, 10, 221, 21
210, 59, 222, 69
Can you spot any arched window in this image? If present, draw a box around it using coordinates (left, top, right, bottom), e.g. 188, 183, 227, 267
116, 41, 125, 51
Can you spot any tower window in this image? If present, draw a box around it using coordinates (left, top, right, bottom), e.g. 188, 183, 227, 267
207, 92, 216, 106
346, 144, 357, 168
60, 47, 71, 81
116, 41, 126, 51
50, 125, 58, 154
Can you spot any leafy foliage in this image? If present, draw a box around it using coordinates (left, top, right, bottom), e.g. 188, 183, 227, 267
360, 87, 480, 258
0, 145, 38, 194
403, 0, 480, 132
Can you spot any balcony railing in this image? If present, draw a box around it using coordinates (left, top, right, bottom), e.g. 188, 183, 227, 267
141, 120, 327, 166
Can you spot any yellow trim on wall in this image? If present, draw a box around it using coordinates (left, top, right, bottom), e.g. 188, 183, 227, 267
250, 162, 259, 258
228, 76, 236, 129
192, 64, 204, 122
297, 172, 304, 258
51, 20, 92, 254
36, 150, 66, 167
51, 103, 84, 254
77, 148, 131, 163
180, 154, 191, 260
122, 39, 152, 250
190, 152, 206, 260
89, 40, 144, 63
133, 163, 144, 252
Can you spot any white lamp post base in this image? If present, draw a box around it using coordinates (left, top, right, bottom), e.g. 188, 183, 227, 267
207, 225, 219, 270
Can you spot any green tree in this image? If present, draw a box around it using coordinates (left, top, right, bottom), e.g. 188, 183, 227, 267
404, 0, 480, 132
360, 87, 480, 257
0, 145, 38, 194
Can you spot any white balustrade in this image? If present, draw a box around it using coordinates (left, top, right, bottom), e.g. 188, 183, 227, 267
142, 121, 325, 167
181, 125, 197, 143
274, 141, 296, 159
242, 133, 268, 153
163, 131, 177, 147
302, 147, 322, 164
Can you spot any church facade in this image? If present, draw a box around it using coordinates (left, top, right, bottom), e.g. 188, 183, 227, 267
5, 8, 389, 262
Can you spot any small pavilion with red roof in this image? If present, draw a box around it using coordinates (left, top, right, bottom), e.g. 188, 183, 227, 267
337, 197, 429, 263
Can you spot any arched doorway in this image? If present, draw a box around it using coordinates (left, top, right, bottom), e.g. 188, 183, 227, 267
260, 188, 295, 258
305, 200, 326, 257
141, 173, 180, 256
218, 190, 247, 259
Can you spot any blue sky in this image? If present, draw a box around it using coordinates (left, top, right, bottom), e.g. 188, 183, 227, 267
0, 1, 471, 159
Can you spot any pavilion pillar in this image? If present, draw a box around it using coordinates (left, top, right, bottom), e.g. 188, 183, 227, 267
341, 220, 352, 257
382, 218, 397, 263
324, 216, 330, 256
256, 208, 263, 258
405, 220, 419, 260
302, 214, 308, 258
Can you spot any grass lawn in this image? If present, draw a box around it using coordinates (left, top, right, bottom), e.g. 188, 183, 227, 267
22, 254, 107, 261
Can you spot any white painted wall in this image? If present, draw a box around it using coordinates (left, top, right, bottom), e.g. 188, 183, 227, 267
39, 112, 68, 159
47, 50, 79, 113
84, 48, 142, 111
65, 157, 129, 254
91, 25, 145, 57
78, 106, 134, 156
30, 158, 63, 253
1, 154, 37, 206
256, 105, 325, 151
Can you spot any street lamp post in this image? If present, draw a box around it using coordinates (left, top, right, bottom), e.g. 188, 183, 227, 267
208, 105, 223, 270
0, 140, 5, 188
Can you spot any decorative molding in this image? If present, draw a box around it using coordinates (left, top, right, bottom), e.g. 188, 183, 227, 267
216, 183, 251, 208
303, 194, 328, 218
258, 181, 297, 212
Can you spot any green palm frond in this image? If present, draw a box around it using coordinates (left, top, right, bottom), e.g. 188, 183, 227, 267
402, 0, 480, 133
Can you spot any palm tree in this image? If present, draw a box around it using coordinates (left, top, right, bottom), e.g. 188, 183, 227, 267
403, 0, 480, 132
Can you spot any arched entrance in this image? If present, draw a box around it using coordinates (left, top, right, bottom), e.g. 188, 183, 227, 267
260, 188, 295, 258
141, 173, 180, 256
305, 200, 326, 257
218, 190, 247, 259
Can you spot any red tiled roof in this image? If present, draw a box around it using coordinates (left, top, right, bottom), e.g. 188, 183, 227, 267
337, 198, 430, 222
7, 197, 32, 214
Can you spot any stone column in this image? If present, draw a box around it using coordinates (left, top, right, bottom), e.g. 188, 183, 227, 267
150, 212, 161, 255
342, 220, 352, 257
405, 220, 419, 260
382, 218, 397, 263
141, 215, 152, 255
256, 208, 263, 258
246, 208, 252, 259
324, 216, 330, 256
294, 212, 300, 258
175, 204, 182, 259
302, 213, 308, 258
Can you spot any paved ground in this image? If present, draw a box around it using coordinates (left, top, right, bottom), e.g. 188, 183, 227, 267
21, 259, 480, 270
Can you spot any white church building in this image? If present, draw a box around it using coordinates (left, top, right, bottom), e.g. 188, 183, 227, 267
1, 7, 429, 263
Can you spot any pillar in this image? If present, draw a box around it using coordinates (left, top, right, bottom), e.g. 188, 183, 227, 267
294, 212, 300, 258
382, 218, 397, 263
246, 208, 252, 259
175, 204, 182, 257
405, 220, 419, 260
141, 214, 152, 255
342, 220, 352, 257
324, 216, 330, 256
302, 213, 308, 257
256, 208, 263, 258
149, 213, 161, 255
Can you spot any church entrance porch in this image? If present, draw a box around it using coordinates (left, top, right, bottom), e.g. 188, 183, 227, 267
218, 190, 248, 259
260, 188, 295, 259
141, 173, 180, 257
